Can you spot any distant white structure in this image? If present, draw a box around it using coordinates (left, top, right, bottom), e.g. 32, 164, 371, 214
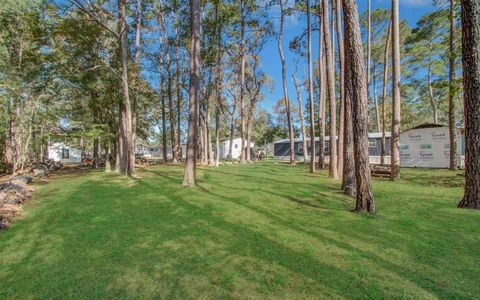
219, 137, 255, 159
399, 124, 465, 168
273, 132, 391, 164
48, 142, 82, 163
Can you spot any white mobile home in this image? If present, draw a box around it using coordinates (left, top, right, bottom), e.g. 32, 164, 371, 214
219, 138, 255, 159
399, 124, 465, 168
273, 132, 391, 164
48, 142, 82, 163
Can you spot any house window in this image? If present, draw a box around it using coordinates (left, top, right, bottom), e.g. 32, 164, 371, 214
234, 144, 238, 149
369, 139, 376, 148
298, 143, 303, 153
62, 148, 69, 159
324, 141, 330, 153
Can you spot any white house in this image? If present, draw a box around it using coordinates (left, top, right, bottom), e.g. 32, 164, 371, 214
48, 142, 82, 163
399, 124, 465, 168
219, 137, 255, 159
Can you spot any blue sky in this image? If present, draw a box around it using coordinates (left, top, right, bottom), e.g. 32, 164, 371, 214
258, 0, 437, 113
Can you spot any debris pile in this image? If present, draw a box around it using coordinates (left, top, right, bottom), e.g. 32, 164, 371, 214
0, 175, 34, 229
135, 157, 162, 167
0, 160, 63, 230
31, 160, 63, 177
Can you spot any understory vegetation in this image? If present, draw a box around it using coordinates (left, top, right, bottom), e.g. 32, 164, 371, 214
0, 162, 477, 299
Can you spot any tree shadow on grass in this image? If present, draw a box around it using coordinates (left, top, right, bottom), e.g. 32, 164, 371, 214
192, 180, 468, 299
0, 164, 475, 299
0, 176, 367, 299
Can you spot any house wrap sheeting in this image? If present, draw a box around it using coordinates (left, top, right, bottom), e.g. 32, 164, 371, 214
399, 124, 465, 168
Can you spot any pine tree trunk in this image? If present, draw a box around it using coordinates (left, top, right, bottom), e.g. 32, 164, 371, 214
307, 0, 316, 172
318, 2, 325, 169
175, 15, 182, 159
336, 0, 345, 180
343, 0, 375, 213
215, 107, 221, 167
182, 0, 200, 187
293, 74, 309, 164
131, 0, 142, 170
458, 0, 480, 209
390, 0, 401, 181
373, 61, 381, 132
367, 0, 371, 108
381, 19, 392, 166
214, 3, 222, 167
448, 0, 457, 170
278, 0, 295, 165
104, 142, 111, 172
92, 91, 100, 169
239, 2, 247, 164
427, 45, 438, 124
118, 0, 133, 176
206, 95, 213, 165
342, 57, 356, 196
160, 0, 177, 163
229, 106, 236, 159
158, 9, 168, 163
323, 0, 338, 179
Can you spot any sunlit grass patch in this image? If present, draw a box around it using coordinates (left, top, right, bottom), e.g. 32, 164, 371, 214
0, 162, 478, 299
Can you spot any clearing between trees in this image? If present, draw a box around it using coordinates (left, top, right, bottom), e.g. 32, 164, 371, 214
0, 162, 478, 299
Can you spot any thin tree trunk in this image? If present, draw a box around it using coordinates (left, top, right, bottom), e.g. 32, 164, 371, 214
307, 0, 316, 172
336, 0, 345, 180
104, 142, 111, 172
214, 2, 222, 167
293, 73, 309, 164
160, 0, 177, 163
343, 0, 375, 213
381, 19, 392, 165
323, 0, 338, 179
427, 44, 438, 124
182, 0, 200, 187
373, 61, 381, 132
278, 0, 295, 165
215, 107, 221, 167
131, 0, 142, 170
92, 91, 100, 169
458, 0, 480, 209
448, 0, 457, 170
239, 2, 247, 164
318, 2, 325, 169
20, 100, 36, 172
175, 27, 182, 159
199, 123, 205, 164
367, 0, 371, 107
229, 106, 236, 159
206, 99, 213, 165
390, 0, 401, 181
158, 9, 168, 163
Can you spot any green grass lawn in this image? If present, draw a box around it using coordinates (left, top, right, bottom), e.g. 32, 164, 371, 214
0, 161, 478, 299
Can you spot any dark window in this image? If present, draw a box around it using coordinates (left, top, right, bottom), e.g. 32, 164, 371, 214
234, 144, 238, 149
62, 148, 69, 159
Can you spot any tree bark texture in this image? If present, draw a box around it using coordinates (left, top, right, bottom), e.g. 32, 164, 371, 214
343, 0, 375, 212
323, 0, 338, 179
458, 0, 480, 209
183, 0, 201, 187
